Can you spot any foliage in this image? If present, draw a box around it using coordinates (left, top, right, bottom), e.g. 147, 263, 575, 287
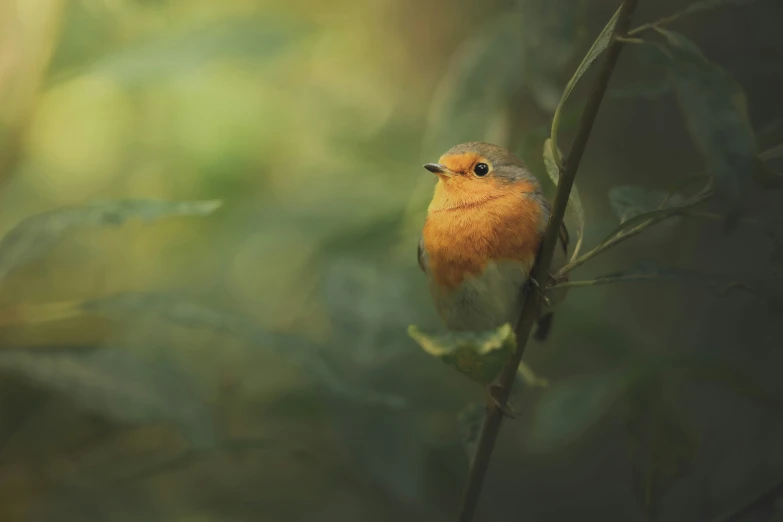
0, 0, 781, 521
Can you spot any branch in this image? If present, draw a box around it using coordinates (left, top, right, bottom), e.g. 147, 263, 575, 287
455, 2, 640, 520
556, 190, 713, 277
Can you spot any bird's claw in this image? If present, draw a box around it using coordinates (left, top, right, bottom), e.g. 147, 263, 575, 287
485, 384, 517, 418
529, 277, 551, 307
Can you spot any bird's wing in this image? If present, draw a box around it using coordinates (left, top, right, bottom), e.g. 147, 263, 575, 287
417, 236, 428, 273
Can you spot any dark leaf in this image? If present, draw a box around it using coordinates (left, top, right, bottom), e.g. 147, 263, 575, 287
608, 185, 687, 224
625, 379, 697, 519
0, 199, 221, 282
658, 28, 758, 218
550, 4, 621, 165
423, 9, 525, 153
407, 324, 516, 386
528, 370, 630, 453
0, 348, 216, 449
82, 292, 406, 409
566, 260, 737, 289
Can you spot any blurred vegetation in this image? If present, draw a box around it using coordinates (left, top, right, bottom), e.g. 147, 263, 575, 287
0, 0, 781, 521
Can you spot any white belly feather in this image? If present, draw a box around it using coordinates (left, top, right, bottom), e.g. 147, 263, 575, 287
427, 260, 529, 331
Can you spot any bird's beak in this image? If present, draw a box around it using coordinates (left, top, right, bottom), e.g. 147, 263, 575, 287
423, 163, 453, 177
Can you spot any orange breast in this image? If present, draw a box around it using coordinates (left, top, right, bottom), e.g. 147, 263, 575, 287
422, 182, 542, 291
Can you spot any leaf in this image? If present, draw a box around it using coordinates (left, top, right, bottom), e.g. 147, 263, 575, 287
625, 378, 698, 519
457, 401, 485, 459
528, 370, 630, 453
657, 28, 758, 219
516, 361, 550, 389
666, 0, 761, 21
519, 0, 587, 112
0, 199, 221, 283
407, 324, 516, 386
550, 5, 622, 166
49, 16, 310, 86
423, 10, 525, 154
598, 185, 708, 248
0, 348, 216, 449
544, 138, 585, 259
609, 185, 687, 223
574, 260, 735, 289
82, 292, 406, 409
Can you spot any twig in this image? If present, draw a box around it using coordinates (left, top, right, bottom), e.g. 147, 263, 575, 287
556, 190, 713, 277
454, 2, 640, 520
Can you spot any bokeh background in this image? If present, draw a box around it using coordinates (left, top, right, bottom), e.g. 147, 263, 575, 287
0, 0, 782, 521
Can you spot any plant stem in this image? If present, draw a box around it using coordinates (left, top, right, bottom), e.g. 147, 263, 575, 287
556, 190, 713, 277
454, 2, 640, 520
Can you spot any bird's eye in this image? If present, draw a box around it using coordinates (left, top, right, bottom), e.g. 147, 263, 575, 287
473, 163, 489, 177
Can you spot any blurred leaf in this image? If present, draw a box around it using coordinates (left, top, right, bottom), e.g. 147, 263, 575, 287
597, 185, 707, 249
516, 361, 550, 389
657, 28, 758, 219
0, 199, 221, 283
518, 0, 586, 112
0, 300, 83, 327
83, 292, 406, 409
625, 378, 697, 519
407, 324, 516, 386
664, 0, 761, 21
544, 138, 585, 259
671, 355, 783, 413
566, 260, 737, 289
457, 402, 485, 459
550, 5, 621, 166
0, 348, 216, 449
424, 9, 524, 153
608, 185, 687, 224
528, 370, 629, 453
49, 16, 311, 86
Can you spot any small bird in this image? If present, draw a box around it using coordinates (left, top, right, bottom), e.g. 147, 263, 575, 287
417, 142, 569, 340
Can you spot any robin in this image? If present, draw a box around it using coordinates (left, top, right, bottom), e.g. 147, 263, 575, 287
417, 142, 569, 340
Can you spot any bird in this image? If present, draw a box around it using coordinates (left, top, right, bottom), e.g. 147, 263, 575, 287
417, 141, 569, 341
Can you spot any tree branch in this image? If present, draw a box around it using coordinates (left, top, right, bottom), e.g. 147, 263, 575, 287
454, 2, 640, 520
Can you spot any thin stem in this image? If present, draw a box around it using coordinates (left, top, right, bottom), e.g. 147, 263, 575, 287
556, 190, 713, 277
454, 2, 640, 520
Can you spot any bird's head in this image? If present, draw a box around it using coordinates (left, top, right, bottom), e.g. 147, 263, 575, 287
423, 142, 541, 212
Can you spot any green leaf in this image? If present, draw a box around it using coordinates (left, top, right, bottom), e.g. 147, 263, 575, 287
519, 0, 587, 112
423, 9, 525, 153
550, 5, 621, 166
544, 138, 585, 259
407, 324, 516, 386
49, 16, 310, 86
598, 184, 709, 248
82, 292, 406, 409
0, 348, 216, 449
516, 361, 550, 389
457, 401, 485, 459
665, 0, 761, 21
528, 370, 630, 452
0, 199, 221, 283
657, 28, 758, 219
576, 260, 735, 289
609, 185, 686, 223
